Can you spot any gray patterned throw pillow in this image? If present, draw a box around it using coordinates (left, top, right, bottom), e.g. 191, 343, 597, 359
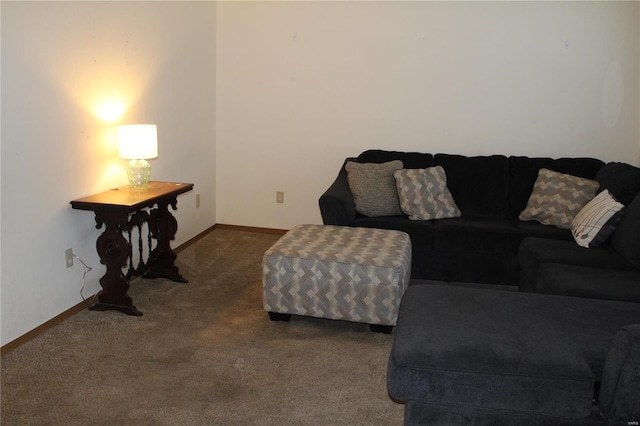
393, 166, 461, 220
346, 160, 403, 217
519, 168, 599, 229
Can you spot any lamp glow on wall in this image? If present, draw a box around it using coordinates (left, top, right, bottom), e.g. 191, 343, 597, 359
117, 124, 158, 190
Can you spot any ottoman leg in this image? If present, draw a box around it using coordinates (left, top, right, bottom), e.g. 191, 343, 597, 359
370, 324, 393, 334
268, 312, 292, 322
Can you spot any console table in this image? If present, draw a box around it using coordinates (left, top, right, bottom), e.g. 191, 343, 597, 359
70, 181, 193, 316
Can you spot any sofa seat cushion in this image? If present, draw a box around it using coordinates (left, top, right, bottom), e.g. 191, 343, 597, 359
433, 217, 519, 254
409, 279, 518, 292
536, 264, 640, 303
518, 238, 635, 285
420, 251, 519, 285
514, 220, 573, 240
388, 286, 640, 418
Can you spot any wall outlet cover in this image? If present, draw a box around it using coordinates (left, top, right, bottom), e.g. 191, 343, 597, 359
65, 248, 74, 268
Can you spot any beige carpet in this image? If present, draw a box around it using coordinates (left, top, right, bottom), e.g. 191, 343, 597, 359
1, 229, 404, 425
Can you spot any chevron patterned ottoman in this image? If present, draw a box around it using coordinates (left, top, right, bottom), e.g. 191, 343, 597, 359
262, 224, 412, 333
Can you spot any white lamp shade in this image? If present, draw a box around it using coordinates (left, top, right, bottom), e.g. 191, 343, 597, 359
117, 124, 158, 160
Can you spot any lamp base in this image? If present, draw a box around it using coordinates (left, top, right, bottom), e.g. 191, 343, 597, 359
127, 159, 151, 190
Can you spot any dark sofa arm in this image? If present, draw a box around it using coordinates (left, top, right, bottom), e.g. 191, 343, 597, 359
599, 324, 640, 421
319, 159, 357, 226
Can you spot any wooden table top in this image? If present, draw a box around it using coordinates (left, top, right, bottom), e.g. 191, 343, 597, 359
70, 182, 194, 212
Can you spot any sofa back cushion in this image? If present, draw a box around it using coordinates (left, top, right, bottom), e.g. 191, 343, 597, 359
595, 162, 640, 207
434, 154, 509, 218
508, 156, 605, 219
611, 192, 640, 268
357, 149, 435, 169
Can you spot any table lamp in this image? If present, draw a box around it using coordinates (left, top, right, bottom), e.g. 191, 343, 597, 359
117, 124, 158, 189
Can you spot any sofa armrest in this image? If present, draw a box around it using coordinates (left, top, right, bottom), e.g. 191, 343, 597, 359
598, 324, 640, 421
319, 159, 357, 226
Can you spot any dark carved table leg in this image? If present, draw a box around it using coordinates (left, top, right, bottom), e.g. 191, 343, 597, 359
144, 198, 188, 283
90, 209, 143, 316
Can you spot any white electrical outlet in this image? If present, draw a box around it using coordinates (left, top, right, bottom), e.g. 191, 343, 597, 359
65, 248, 74, 268
196, 194, 201, 208
276, 191, 284, 204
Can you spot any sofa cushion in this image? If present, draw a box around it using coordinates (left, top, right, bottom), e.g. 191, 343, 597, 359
409, 279, 519, 292
571, 190, 625, 248
518, 238, 636, 288
435, 154, 509, 218
393, 166, 461, 220
611, 192, 640, 268
356, 149, 435, 169
433, 217, 519, 254
595, 162, 640, 206
513, 220, 573, 241
388, 286, 640, 418
519, 168, 599, 229
536, 263, 640, 303
421, 251, 519, 285
345, 160, 403, 217
508, 156, 605, 218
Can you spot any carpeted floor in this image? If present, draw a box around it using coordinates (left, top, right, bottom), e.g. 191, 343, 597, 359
1, 229, 404, 425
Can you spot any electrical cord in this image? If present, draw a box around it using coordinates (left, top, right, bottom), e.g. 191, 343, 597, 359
73, 253, 100, 307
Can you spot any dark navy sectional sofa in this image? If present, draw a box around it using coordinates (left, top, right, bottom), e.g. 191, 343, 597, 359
319, 150, 640, 299
319, 150, 640, 424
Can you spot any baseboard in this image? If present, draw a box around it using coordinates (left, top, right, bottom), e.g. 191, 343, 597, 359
0, 297, 95, 356
174, 224, 218, 253
1, 223, 286, 356
176, 224, 288, 252
215, 224, 289, 235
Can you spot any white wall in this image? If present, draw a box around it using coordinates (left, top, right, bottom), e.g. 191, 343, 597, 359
216, 1, 640, 230
2, 0, 639, 347
1, 1, 217, 346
